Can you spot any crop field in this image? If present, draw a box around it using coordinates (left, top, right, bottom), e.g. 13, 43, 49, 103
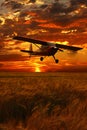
0, 72, 87, 130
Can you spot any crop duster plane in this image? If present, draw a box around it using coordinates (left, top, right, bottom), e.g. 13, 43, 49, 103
13, 36, 83, 63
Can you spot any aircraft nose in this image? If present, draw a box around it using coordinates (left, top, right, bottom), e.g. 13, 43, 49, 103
52, 46, 58, 50
54, 46, 58, 49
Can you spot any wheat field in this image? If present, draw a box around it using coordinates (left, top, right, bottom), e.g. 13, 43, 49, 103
0, 72, 87, 130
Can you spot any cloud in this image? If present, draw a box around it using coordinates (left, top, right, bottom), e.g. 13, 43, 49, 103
29, 0, 36, 3
33, 0, 87, 27
0, 54, 28, 61
0, 0, 87, 45
40, 4, 48, 9
1, 0, 23, 11
0, 43, 5, 50
70, 0, 87, 6
1, 0, 86, 32
0, 63, 4, 67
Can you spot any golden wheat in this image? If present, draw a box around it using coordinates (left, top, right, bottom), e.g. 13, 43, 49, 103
0, 72, 87, 130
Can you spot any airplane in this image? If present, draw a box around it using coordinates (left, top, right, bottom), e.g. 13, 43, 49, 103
13, 36, 83, 63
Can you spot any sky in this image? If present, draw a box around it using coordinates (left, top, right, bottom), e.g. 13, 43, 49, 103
0, 0, 87, 72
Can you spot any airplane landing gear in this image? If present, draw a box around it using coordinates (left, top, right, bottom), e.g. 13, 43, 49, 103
55, 59, 59, 63
40, 57, 44, 61
53, 55, 59, 63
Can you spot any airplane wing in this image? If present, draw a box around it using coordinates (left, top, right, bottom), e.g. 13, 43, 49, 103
56, 44, 83, 51
13, 36, 48, 46
13, 36, 83, 51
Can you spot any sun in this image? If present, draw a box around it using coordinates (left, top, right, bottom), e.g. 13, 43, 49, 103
33, 62, 41, 72
35, 67, 41, 72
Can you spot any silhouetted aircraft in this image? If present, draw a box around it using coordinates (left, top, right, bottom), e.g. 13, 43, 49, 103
13, 36, 83, 63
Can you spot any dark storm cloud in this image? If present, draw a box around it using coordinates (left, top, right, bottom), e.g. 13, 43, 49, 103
49, 2, 66, 14
0, 0, 87, 42
35, 0, 87, 27
31, 2, 68, 27
0, 63, 3, 67
0, 54, 28, 61
43, 1, 65, 14
40, 4, 48, 9
70, 0, 87, 6
1, 0, 23, 10
63, 0, 87, 15
19, 11, 28, 17
0, 36, 6, 51
0, 19, 15, 37
0, 18, 30, 38
29, 0, 36, 3
29, 21, 39, 29
0, 42, 5, 49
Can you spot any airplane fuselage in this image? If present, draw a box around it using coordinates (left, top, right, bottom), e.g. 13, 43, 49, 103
21, 45, 58, 56
33, 46, 58, 56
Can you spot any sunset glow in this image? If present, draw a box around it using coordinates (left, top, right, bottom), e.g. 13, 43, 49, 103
0, 16, 5, 25
55, 41, 69, 45
35, 67, 41, 72
0, 0, 87, 72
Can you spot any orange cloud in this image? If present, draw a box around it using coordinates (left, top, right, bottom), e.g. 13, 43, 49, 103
39, 23, 61, 28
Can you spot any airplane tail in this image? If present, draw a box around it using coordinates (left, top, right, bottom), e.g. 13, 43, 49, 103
29, 43, 33, 57
20, 44, 33, 57
29, 43, 33, 52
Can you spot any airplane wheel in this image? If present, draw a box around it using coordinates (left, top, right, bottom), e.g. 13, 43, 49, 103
55, 59, 59, 63
40, 57, 44, 61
